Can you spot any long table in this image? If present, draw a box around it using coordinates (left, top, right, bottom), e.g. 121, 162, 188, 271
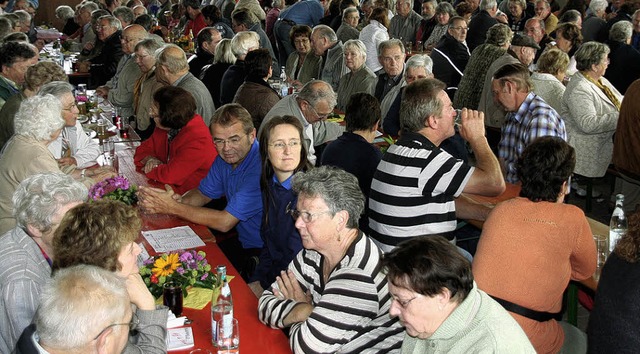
117, 147, 291, 353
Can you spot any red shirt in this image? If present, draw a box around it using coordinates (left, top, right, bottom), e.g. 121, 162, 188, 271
184, 12, 207, 37
134, 114, 217, 194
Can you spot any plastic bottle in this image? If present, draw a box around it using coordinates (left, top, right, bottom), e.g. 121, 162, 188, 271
211, 265, 233, 345
609, 194, 627, 253
280, 66, 288, 97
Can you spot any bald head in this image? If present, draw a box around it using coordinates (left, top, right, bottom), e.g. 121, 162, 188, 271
121, 24, 148, 54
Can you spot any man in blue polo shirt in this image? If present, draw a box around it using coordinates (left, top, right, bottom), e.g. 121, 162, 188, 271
139, 104, 263, 277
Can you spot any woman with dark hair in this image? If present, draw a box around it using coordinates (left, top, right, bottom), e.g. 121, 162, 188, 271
133, 86, 217, 194
384, 236, 534, 352
588, 210, 640, 352
201, 4, 233, 38
359, 7, 389, 72
554, 22, 583, 75
233, 48, 281, 130
424, 2, 456, 50
473, 136, 596, 353
52, 200, 167, 353
247, 115, 312, 297
284, 25, 321, 90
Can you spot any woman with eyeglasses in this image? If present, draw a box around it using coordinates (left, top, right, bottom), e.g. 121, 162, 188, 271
133, 86, 217, 194
258, 166, 404, 353
52, 200, 167, 354
384, 236, 535, 353
247, 115, 312, 297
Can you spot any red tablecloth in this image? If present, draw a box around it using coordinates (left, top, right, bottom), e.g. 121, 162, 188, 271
118, 148, 291, 353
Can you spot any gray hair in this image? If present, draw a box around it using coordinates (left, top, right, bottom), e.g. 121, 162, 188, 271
230, 31, 259, 58
214, 38, 236, 64
575, 41, 610, 71
405, 54, 433, 75
377, 38, 404, 56
398, 0, 414, 9
38, 81, 74, 98
14, 95, 64, 141
342, 7, 359, 20
479, 0, 497, 11
55, 5, 75, 20
34, 265, 129, 351
2, 32, 28, 43
292, 166, 364, 229
486, 23, 513, 46
435, 2, 456, 17
609, 20, 633, 42
134, 35, 165, 54
400, 78, 446, 133
589, 0, 608, 14
343, 39, 367, 61
12, 172, 87, 232
312, 24, 338, 43
13, 10, 30, 24
508, 0, 526, 9
0, 17, 11, 39
99, 15, 123, 31
155, 44, 189, 73
80, 1, 100, 13
113, 6, 135, 25
297, 79, 338, 110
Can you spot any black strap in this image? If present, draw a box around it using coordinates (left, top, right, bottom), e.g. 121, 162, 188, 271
489, 294, 563, 322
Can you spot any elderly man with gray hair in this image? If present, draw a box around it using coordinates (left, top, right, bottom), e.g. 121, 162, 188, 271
39, 81, 101, 169
310, 25, 347, 92
605, 20, 640, 94
89, 15, 124, 88
155, 44, 216, 125
581, 0, 608, 42
261, 80, 345, 165
389, 0, 422, 43
0, 173, 87, 354
14, 265, 132, 354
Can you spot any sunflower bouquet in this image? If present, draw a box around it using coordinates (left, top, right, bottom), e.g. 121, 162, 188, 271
140, 250, 217, 298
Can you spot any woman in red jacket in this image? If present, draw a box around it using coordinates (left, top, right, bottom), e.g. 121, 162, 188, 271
134, 86, 217, 194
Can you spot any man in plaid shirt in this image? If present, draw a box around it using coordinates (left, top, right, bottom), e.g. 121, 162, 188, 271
492, 63, 566, 183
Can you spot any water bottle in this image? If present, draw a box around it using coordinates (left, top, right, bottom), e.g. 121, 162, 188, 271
609, 194, 627, 253
211, 265, 233, 345
280, 66, 289, 97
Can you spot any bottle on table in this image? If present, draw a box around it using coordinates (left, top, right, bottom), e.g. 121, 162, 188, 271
609, 194, 627, 253
188, 29, 195, 52
211, 265, 233, 346
280, 66, 289, 97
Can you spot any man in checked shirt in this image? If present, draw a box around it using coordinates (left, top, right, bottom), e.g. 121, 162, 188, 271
492, 62, 566, 183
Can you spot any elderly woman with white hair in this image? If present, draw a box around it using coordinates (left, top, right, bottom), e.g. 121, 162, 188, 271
382, 54, 433, 135
133, 36, 165, 140
561, 41, 623, 190
202, 38, 237, 108
220, 31, 260, 104
0, 173, 87, 354
38, 81, 101, 170
336, 39, 376, 111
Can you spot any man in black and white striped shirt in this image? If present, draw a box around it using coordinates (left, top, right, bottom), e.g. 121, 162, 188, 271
369, 78, 505, 252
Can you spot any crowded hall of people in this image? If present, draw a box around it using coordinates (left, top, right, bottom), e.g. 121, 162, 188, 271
1, 0, 640, 352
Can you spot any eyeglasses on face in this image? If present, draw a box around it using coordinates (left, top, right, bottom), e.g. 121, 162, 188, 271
391, 294, 418, 309
213, 134, 247, 147
93, 316, 139, 340
269, 140, 301, 150
285, 201, 332, 223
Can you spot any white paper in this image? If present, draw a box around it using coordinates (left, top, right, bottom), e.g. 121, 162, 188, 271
136, 242, 150, 267
166, 327, 194, 351
166, 312, 187, 328
142, 226, 205, 253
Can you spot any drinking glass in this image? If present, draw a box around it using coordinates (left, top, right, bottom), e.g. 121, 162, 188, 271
163, 282, 184, 317
216, 318, 239, 353
593, 234, 608, 281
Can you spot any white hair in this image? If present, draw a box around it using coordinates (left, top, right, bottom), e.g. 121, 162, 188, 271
35, 265, 130, 350
589, 0, 608, 14
14, 94, 64, 141
12, 172, 87, 231
230, 31, 259, 58
343, 39, 367, 61
405, 54, 433, 75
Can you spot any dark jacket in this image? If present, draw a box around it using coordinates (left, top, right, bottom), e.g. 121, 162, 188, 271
431, 33, 470, 93
232, 75, 281, 130
201, 62, 233, 108
188, 49, 215, 78
466, 10, 498, 52
13, 324, 37, 354
89, 30, 124, 88
605, 40, 640, 94
219, 60, 246, 105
